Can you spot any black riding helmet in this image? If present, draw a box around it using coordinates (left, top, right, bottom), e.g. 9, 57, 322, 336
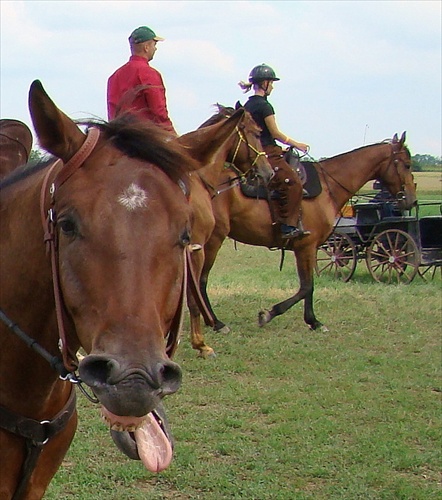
248, 64, 280, 83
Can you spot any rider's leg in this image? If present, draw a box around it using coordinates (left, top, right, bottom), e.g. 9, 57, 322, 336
266, 146, 310, 239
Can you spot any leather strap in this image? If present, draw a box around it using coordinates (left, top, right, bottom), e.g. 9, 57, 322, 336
0, 387, 76, 500
0, 386, 76, 444
39, 128, 101, 372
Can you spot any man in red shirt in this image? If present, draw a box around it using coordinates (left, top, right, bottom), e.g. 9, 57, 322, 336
107, 26, 176, 134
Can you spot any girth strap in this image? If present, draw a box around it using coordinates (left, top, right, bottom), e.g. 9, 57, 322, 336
0, 386, 76, 500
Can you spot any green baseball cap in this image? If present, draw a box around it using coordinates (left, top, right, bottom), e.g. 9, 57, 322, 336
128, 26, 165, 44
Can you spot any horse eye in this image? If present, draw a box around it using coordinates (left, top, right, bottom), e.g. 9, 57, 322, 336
59, 218, 77, 236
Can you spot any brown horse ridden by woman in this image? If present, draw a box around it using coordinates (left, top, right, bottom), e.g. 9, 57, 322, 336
0, 81, 203, 499
0, 119, 33, 179
177, 105, 273, 357
196, 130, 416, 339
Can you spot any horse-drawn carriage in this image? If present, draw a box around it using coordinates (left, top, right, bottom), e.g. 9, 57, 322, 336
316, 183, 442, 284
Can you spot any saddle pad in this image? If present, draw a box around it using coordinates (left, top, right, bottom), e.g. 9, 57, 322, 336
300, 161, 322, 198
239, 162, 322, 200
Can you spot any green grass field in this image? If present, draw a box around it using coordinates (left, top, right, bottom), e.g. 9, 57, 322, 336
45, 236, 441, 499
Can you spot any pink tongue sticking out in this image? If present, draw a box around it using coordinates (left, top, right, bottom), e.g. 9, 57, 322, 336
134, 412, 173, 473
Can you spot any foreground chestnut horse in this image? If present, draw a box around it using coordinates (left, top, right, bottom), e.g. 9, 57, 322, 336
0, 81, 197, 499
197, 131, 416, 338
0, 119, 33, 179
178, 105, 273, 357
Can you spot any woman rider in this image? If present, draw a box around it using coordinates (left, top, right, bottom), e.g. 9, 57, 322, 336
240, 64, 310, 239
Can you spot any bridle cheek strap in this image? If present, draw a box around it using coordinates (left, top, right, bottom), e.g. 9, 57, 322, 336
39, 128, 100, 373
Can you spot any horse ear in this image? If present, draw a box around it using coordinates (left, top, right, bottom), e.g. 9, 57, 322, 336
28, 80, 86, 163
235, 101, 243, 110
399, 131, 406, 145
392, 133, 398, 144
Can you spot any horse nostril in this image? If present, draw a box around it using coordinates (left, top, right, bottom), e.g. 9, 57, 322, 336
79, 355, 121, 387
155, 360, 182, 395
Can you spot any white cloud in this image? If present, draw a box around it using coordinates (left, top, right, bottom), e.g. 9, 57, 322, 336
1, 0, 440, 157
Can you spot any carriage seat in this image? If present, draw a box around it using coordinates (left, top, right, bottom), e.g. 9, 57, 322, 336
420, 216, 442, 249
354, 203, 383, 225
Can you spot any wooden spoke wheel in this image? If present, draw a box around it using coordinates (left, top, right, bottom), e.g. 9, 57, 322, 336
366, 229, 419, 284
418, 264, 442, 282
316, 231, 357, 282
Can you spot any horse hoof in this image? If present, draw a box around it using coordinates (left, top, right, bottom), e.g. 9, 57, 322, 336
258, 310, 271, 327
308, 323, 329, 333
215, 325, 231, 335
198, 347, 216, 359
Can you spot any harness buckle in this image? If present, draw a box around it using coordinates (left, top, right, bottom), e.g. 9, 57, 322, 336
38, 420, 51, 445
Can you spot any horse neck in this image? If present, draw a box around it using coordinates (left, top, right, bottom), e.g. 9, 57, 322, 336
196, 133, 237, 189
320, 143, 391, 210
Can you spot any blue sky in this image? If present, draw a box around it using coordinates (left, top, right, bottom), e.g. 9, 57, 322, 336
1, 0, 441, 158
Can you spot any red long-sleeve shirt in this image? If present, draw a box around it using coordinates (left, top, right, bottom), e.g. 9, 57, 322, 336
107, 55, 176, 133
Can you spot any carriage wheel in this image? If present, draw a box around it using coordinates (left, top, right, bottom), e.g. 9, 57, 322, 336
316, 231, 357, 282
366, 229, 419, 284
418, 265, 441, 282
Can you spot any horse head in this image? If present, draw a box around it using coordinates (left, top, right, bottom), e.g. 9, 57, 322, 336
189, 104, 272, 183
380, 132, 417, 211
28, 80, 195, 472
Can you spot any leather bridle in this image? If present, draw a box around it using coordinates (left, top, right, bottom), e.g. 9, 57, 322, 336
227, 125, 267, 177
39, 127, 101, 372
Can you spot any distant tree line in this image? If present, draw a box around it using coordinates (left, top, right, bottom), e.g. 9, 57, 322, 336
411, 154, 441, 172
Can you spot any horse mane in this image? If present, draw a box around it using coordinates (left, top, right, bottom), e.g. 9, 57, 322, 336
85, 115, 196, 192
198, 104, 235, 129
320, 139, 409, 164
0, 115, 198, 194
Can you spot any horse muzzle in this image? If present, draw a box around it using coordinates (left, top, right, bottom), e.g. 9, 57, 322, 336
396, 189, 417, 211
78, 354, 182, 417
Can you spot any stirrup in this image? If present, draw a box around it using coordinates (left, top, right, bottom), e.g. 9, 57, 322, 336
280, 225, 311, 239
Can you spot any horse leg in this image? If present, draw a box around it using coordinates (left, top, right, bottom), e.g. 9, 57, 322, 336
188, 249, 216, 358
200, 234, 230, 334
200, 277, 230, 333
258, 246, 328, 331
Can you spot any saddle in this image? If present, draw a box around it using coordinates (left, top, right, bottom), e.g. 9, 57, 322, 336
239, 149, 322, 201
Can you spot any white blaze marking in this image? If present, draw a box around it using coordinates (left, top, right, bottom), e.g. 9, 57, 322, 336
118, 183, 148, 211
